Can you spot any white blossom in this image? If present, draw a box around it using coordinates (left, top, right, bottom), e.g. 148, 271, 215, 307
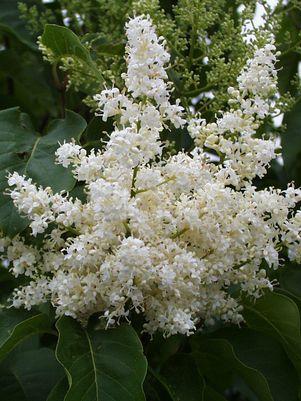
189, 40, 279, 187
55, 140, 85, 168
3, 17, 301, 337
122, 15, 170, 103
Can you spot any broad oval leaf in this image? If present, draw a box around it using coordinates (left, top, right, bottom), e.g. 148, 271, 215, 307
41, 24, 95, 66
148, 364, 227, 401
146, 332, 183, 369
0, 108, 36, 234
0, 348, 64, 401
55, 317, 147, 401
0, 108, 86, 235
244, 292, 300, 340
214, 327, 299, 401
144, 371, 174, 401
0, 309, 52, 361
191, 336, 274, 401
203, 386, 227, 401
0, 48, 57, 122
159, 353, 205, 401
39, 24, 102, 94
0, 365, 27, 401
46, 377, 69, 401
25, 109, 87, 193
243, 291, 301, 378
244, 292, 301, 377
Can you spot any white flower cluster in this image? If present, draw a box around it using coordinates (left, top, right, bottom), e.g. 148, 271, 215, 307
122, 15, 170, 102
188, 42, 280, 188
2, 17, 301, 336
94, 15, 185, 130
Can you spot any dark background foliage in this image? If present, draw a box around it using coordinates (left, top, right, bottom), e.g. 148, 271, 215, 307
1, 1, 301, 400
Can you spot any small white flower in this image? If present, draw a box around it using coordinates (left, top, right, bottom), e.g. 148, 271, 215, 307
55, 140, 85, 168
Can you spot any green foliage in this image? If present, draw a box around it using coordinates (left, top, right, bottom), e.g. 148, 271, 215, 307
0, 309, 52, 360
0, 108, 86, 236
40, 24, 103, 93
1, 1, 301, 401
41, 24, 94, 65
20, 0, 301, 116
0, 347, 64, 401
192, 336, 275, 401
55, 317, 147, 401
244, 292, 301, 378
46, 378, 69, 401
159, 353, 206, 400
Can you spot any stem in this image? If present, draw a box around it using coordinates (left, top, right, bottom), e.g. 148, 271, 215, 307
52, 63, 61, 89
183, 84, 214, 97
123, 221, 131, 238
134, 178, 174, 196
198, 98, 214, 112
170, 227, 189, 240
66, 226, 80, 236
130, 166, 139, 198
233, 259, 251, 270
52, 63, 67, 118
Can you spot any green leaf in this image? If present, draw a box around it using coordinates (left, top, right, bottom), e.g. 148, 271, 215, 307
47, 377, 69, 401
0, 333, 54, 401
159, 353, 205, 401
39, 24, 103, 93
191, 336, 274, 401
144, 371, 173, 401
88, 36, 125, 56
244, 291, 301, 378
25, 110, 86, 192
215, 328, 299, 401
146, 333, 183, 369
0, 366, 27, 401
0, 107, 37, 153
147, 364, 226, 401
55, 316, 147, 401
203, 386, 227, 401
81, 116, 112, 149
0, 264, 21, 305
0, 108, 86, 235
0, 309, 52, 361
40, 24, 95, 66
0, 348, 64, 401
0, 107, 39, 235
0, 49, 57, 122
